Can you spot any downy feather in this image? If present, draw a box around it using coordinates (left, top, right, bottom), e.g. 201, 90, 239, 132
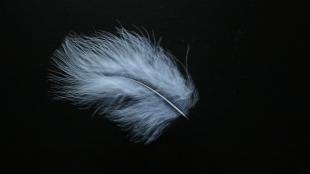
49, 28, 199, 144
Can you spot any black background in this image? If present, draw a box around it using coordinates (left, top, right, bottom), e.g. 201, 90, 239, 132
1, 0, 307, 173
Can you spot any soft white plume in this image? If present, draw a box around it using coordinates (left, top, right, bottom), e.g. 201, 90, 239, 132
49, 28, 198, 144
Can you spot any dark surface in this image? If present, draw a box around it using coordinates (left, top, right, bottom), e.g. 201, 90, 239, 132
1, 0, 307, 173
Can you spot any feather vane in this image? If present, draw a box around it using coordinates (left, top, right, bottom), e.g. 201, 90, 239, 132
49, 28, 199, 143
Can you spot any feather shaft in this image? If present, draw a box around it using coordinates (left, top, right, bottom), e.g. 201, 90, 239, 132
101, 73, 188, 119
131, 79, 189, 119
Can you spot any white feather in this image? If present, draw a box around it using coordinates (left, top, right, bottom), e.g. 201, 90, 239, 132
49, 28, 199, 144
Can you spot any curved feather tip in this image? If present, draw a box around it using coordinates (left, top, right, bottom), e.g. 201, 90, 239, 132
49, 27, 199, 144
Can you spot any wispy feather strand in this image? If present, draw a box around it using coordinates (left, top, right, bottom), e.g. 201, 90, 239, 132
49, 28, 199, 144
